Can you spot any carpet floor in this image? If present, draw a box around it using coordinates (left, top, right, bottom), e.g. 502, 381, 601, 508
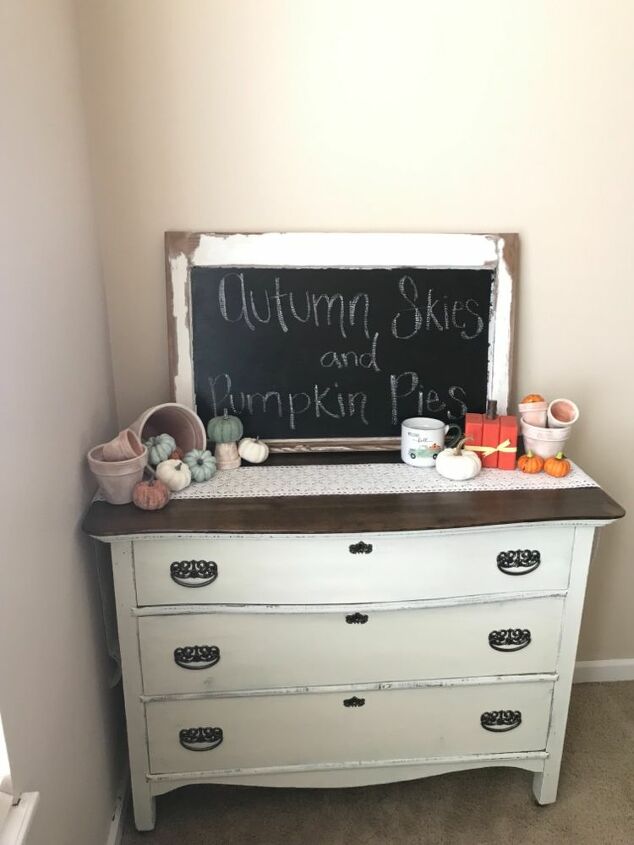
122, 682, 634, 844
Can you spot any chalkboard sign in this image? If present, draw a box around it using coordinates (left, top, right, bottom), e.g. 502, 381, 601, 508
166, 233, 517, 451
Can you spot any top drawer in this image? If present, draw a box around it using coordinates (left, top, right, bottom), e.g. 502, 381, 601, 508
132, 526, 574, 606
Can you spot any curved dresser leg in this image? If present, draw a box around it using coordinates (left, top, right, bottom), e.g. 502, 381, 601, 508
532, 766, 559, 805
132, 790, 156, 832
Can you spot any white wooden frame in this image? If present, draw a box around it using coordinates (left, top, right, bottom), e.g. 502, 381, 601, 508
166, 232, 518, 450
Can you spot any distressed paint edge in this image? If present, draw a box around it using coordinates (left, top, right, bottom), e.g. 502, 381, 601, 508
140, 673, 558, 703
146, 751, 548, 787
188, 231, 500, 268
132, 589, 567, 617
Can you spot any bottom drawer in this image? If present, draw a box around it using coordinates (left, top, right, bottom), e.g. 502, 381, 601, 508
146, 680, 554, 774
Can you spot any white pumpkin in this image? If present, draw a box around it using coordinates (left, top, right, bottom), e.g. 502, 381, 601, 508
435, 438, 481, 481
155, 459, 192, 491
238, 437, 269, 464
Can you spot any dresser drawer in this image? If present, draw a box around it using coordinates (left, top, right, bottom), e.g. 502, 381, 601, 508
133, 527, 573, 606
146, 680, 554, 774
138, 596, 565, 695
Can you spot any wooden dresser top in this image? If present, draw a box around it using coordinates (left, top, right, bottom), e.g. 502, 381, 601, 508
83, 453, 624, 538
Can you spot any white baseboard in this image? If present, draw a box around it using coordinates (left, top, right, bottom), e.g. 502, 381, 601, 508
106, 772, 128, 845
0, 793, 39, 845
574, 658, 634, 684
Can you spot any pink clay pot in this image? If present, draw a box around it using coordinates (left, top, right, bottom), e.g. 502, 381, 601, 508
518, 401, 548, 427
129, 403, 206, 453
547, 398, 579, 429
102, 428, 145, 462
87, 444, 148, 505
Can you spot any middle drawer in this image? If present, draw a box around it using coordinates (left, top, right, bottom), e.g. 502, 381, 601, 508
138, 596, 564, 695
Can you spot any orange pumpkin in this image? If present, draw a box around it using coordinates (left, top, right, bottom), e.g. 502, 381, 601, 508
544, 452, 571, 478
520, 393, 545, 404
132, 478, 170, 510
517, 451, 544, 474
169, 447, 184, 460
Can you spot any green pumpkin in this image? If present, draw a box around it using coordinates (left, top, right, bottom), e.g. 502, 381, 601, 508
184, 449, 217, 483
207, 409, 243, 444
143, 433, 176, 466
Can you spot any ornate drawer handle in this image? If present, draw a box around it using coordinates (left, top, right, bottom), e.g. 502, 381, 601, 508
349, 541, 373, 555
488, 629, 531, 652
346, 613, 369, 624
174, 645, 220, 670
343, 696, 366, 708
179, 727, 223, 751
480, 710, 522, 732
170, 560, 218, 588
496, 550, 541, 575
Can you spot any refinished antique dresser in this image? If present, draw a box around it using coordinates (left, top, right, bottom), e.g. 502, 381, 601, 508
84, 458, 624, 831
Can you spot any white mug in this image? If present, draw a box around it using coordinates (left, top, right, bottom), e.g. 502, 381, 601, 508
401, 417, 462, 467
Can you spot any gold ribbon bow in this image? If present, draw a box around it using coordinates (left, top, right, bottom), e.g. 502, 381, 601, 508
464, 439, 517, 459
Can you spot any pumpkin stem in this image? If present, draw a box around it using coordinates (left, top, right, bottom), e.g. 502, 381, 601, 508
555, 451, 565, 459
223, 409, 229, 418
452, 435, 472, 453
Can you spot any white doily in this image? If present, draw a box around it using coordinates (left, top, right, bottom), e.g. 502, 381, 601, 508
160, 461, 597, 500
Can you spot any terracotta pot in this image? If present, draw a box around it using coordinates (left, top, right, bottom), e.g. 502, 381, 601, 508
102, 428, 145, 462
518, 401, 548, 427
547, 398, 579, 429
88, 444, 148, 504
129, 403, 206, 453
520, 420, 570, 460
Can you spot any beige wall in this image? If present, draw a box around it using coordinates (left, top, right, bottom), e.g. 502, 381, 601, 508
0, 2, 122, 843
79, 0, 631, 661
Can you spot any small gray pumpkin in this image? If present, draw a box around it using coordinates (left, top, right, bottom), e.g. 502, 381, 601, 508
143, 433, 176, 466
184, 449, 217, 483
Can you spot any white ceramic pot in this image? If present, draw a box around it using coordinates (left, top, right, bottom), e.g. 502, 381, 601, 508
520, 420, 570, 460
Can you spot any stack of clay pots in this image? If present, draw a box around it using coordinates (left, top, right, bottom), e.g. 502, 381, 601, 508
87, 429, 148, 504
519, 396, 579, 459
88, 403, 206, 504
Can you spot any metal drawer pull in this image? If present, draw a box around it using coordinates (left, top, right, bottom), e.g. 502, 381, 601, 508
496, 550, 541, 575
488, 629, 531, 652
174, 645, 220, 670
179, 727, 223, 751
480, 710, 522, 732
349, 541, 373, 555
170, 560, 218, 587
346, 613, 369, 624
343, 696, 366, 708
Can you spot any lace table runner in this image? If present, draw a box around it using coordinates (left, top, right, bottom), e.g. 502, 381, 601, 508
162, 461, 597, 500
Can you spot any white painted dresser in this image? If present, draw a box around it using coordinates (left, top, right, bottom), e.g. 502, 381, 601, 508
84, 464, 624, 831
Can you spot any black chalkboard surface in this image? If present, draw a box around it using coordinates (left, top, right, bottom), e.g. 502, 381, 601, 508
189, 265, 494, 441
166, 232, 517, 451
